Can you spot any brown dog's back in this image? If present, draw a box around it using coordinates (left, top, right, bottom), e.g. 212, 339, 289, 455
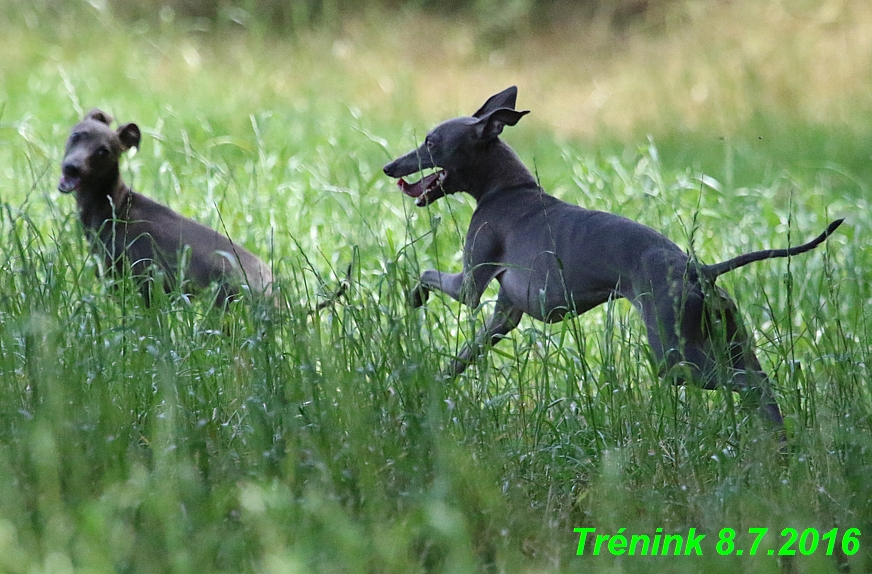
107, 191, 273, 305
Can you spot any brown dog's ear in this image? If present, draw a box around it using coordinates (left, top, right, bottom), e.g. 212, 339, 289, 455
85, 109, 113, 125
475, 108, 529, 140
117, 123, 141, 150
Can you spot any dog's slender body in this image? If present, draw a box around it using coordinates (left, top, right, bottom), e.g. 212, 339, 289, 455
384, 87, 843, 425
59, 110, 272, 306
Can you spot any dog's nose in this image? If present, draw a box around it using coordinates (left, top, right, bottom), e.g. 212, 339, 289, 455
62, 163, 81, 178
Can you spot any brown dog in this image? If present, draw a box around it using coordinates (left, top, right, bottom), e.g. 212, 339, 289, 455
58, 109, 273, 307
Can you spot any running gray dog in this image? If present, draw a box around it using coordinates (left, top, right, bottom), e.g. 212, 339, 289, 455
384, 86, 842, 425
59, 109, 272, 306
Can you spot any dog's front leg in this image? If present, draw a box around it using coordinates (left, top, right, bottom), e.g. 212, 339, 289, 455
410, 262, 497, 309
411, 224, 502, 309
409, 269, 464, 308
447, 289, 524, 377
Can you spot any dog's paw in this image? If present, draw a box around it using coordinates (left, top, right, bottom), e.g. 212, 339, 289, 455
408, 284, 430, 307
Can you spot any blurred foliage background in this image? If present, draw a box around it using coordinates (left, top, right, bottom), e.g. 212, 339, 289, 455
60, 0, 667, 34
8, 0, 872, 186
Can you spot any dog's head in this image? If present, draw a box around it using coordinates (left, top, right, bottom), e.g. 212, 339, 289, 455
58, 109, 141, 194
383, 86, 529, 206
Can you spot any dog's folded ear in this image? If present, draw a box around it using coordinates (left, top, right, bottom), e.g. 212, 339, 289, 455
85, 109, 114, 125
475, 108, 530, 140
473, 86, 519, 118
117, 123, 142, 150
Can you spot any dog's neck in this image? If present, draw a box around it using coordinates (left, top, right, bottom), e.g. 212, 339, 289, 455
463, 140, 538, 202
76, 166, 132, 231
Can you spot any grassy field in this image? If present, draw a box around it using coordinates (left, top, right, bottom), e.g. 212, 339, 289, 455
0, 1, 870, 572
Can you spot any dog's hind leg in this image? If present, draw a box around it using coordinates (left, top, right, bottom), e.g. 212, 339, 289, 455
447, 289, 524, 377
633, 279, 711, 385
704, 288, 784, 426
636, 277, 784, 427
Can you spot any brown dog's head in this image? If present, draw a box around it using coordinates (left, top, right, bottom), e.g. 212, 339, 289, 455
58, 109, 141, 194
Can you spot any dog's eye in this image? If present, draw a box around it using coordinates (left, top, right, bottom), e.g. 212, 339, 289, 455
68, 133, 81, 144
95, 145, 109, 157
425, 138, 435, 150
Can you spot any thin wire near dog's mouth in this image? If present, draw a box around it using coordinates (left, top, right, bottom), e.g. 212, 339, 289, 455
397, 170, 447, 206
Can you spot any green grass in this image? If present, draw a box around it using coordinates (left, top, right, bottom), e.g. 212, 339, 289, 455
0, 2, 871, 572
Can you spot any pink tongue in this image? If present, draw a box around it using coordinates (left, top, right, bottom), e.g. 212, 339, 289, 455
397, 177, 424, 198
397, 172, 441, 199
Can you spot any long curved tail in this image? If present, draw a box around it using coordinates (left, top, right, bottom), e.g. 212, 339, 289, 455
701, 218, 844, 279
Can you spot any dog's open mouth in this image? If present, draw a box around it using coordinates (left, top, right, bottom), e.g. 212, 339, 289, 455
397, 170, 447, 207
58, 175, 80, 194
